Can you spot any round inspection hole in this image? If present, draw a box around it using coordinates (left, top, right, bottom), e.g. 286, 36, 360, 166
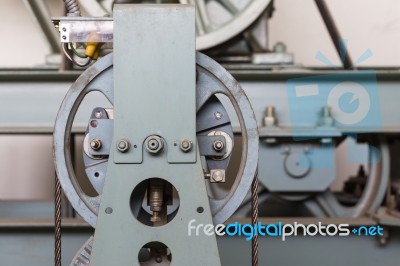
130, 178, 179, 227
138, 242, 171, 265
197, 207, 204, 213
94, 172, 100, 178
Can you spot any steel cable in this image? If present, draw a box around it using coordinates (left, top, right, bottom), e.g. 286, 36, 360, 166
251, 170, 259, 266
55, 174, 62, 266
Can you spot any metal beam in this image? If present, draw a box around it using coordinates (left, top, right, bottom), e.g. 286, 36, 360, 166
23, 0, 61, 54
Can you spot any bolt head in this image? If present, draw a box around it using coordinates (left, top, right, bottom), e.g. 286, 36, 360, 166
90, 139, 102, 150
94, 111, 102, 119
214, 112, 223, 120
274, 42, 286, 53
148, 139, 159, 150
180, 139, 192, 152
155, 255, 163, 263
182, 142, 189, 148
211, 170, 225, 183
213, 140, 224, 151
146, 136, 163, 154
117, 139, 130, 153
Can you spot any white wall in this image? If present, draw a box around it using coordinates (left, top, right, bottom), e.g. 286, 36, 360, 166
270, 0, 400, 67
0, 0, 62, 68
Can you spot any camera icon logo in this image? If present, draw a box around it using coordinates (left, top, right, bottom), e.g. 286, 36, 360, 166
287, 71, 380, 129
286, 72, 381, 169
327, 81, 370, 125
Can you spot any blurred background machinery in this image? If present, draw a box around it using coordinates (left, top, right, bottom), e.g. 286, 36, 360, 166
1, 0, 400, 265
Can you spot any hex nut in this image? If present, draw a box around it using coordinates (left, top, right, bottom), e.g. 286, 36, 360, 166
117, 139, 130, 153
213, 140, 224, 152
210, 169, 225, 183
90, 139, 102, 151
180, 139, 192, 152
94, 111, 103, 119
146, 136, 164, 154
214, 112, 223, 120
263, 106, 277, 127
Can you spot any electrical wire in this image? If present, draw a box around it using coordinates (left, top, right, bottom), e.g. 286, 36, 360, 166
62, 43, 92, 67
70, 43, 88, 59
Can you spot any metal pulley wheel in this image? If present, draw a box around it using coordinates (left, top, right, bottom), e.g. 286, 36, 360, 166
77, 0, 272, 50
303, 139, 390, 218
54, 52, 258, 265
234, 138, 390, 219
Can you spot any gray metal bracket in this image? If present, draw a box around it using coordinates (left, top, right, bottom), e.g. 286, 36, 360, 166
89, 5, 221, 265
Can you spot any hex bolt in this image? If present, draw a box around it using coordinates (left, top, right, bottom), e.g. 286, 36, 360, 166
267, 106, 275, 117
274, 42, 287, 53
263, 106, 277, 127
211, 170, 224, 183
213, 140, 224, 152
116, 139, 130, 153
319, 106, 334, 127
146, 136, 164, 154
214, 112, 223, 120
94, 111, 103, 119
322, 106, 331, 117
180, 139, 192, 152
90, 139, 102, 151
148, 139, 159, 150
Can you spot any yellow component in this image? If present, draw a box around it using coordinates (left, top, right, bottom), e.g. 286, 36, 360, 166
92, 48, 100, 60
85, 42, 98, 58
85, 42, 103, 60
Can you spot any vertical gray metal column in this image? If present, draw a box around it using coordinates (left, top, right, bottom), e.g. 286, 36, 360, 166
89, 4, 221, 265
